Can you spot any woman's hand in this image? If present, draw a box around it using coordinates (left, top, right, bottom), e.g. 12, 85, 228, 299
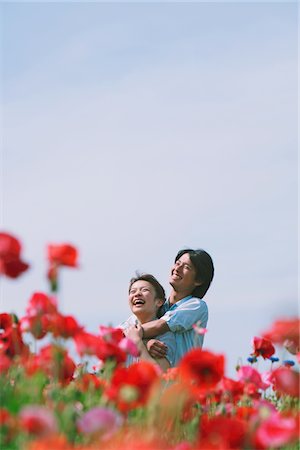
124, 324, 143, 344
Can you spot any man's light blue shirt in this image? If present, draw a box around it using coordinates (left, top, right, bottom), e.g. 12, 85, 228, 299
160, 295, 208, 366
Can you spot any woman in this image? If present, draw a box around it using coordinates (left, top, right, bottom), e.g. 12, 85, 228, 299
120, 274, 175, 372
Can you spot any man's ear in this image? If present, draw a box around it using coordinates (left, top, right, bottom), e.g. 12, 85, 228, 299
194, 279, 203, 287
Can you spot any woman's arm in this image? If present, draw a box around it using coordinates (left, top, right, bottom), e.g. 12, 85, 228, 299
124, 324, 170, 372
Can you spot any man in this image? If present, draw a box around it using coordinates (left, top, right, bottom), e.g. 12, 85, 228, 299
141, 249, 214, 366
120, 273, 176, 371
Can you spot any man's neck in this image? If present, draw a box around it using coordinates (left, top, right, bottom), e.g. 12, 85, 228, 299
169, 290, 192, 305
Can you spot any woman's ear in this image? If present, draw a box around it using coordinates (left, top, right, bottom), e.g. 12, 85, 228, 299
155, 298, 164, 308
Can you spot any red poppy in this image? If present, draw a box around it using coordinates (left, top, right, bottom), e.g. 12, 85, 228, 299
20, 315, 51, 340
26, 292, 58, 317
49, 314, 83, 339
25, 435, 75, 450
0, 314, 28, 358
217, 377, 244, 403
262, 318, 300, 352
0, 232, 29, 278
97, 339, 127, 364
74, 331, 103, 357
75, 373, 107, 393
252, 336, 275, 359
107, 361, 160, 412
0, 353, 11, 373
199, 415, 247, 449
0, 408, 12, 426
178, 349, 225, 392
0, 313, 13, 329
235, 405, 257, 421
36, 344, 75, 384
99, 325, 124, 343
47, 244, 78, 267
74, 331, 126, 364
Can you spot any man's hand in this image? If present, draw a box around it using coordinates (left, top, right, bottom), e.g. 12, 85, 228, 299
146, 339, 168, 359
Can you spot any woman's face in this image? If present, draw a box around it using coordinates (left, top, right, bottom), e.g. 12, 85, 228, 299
128, 280, 162, 317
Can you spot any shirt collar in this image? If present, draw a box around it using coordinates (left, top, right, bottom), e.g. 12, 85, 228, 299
167, 295, 193, 309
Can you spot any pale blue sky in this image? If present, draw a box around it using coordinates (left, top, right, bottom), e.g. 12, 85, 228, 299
1, 2, 298, 375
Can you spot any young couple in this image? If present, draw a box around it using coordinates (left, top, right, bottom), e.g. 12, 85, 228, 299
120, 248, 214, 372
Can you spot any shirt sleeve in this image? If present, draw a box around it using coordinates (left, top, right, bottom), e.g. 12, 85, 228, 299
156, 331, 176, 367
118, 315, 137, 330
161, 298, 208, 333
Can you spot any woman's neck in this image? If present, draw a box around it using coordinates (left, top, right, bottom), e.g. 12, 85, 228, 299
134, 313, 157, 324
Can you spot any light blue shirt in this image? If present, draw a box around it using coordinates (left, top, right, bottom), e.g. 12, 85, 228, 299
160, 295, 208, 366
119, 315, 176, 367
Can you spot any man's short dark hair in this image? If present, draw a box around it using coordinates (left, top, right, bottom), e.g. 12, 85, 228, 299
129, 273, 166, 302
175, 249, 214, 299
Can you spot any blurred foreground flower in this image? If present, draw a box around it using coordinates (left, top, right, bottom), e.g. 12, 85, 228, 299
254, 412, 299, 449
19, 406, 57, 437
106, 361, 160, 412
77, 406, 123, 439
1, 231, 299, 450
199, 414, 247, 449
270, 367, 299, 397
0, 232, 29, 278
262, 318, 300, 355
178, 349, 225, 393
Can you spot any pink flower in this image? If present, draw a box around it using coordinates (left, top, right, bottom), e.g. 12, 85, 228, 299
192, 323, 208, 335
270, 367, 299, 397
254, 412, 298, 449
77, 407, 123, 439
260, 370, 274, 388
237, 366, 268, 390
119, 337, 140, 357
19, 406, 57, 436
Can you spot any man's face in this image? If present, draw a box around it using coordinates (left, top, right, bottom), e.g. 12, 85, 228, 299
128, 280, 163, 317
170, 253, 201, 294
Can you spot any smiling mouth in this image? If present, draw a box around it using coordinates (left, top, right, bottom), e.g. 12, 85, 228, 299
171, 272, 181, 280
133, 300, 145, 306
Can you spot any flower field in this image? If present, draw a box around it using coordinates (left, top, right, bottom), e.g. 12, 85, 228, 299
0, 233, 299, 450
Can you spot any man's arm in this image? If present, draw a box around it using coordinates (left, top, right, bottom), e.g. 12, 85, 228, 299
142, 319, 171, 359
141, 318, 170, 339
161, 299, 208, 333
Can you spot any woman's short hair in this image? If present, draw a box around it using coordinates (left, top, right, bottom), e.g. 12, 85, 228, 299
129, 273, 166, 302
175, 249, 214, 299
